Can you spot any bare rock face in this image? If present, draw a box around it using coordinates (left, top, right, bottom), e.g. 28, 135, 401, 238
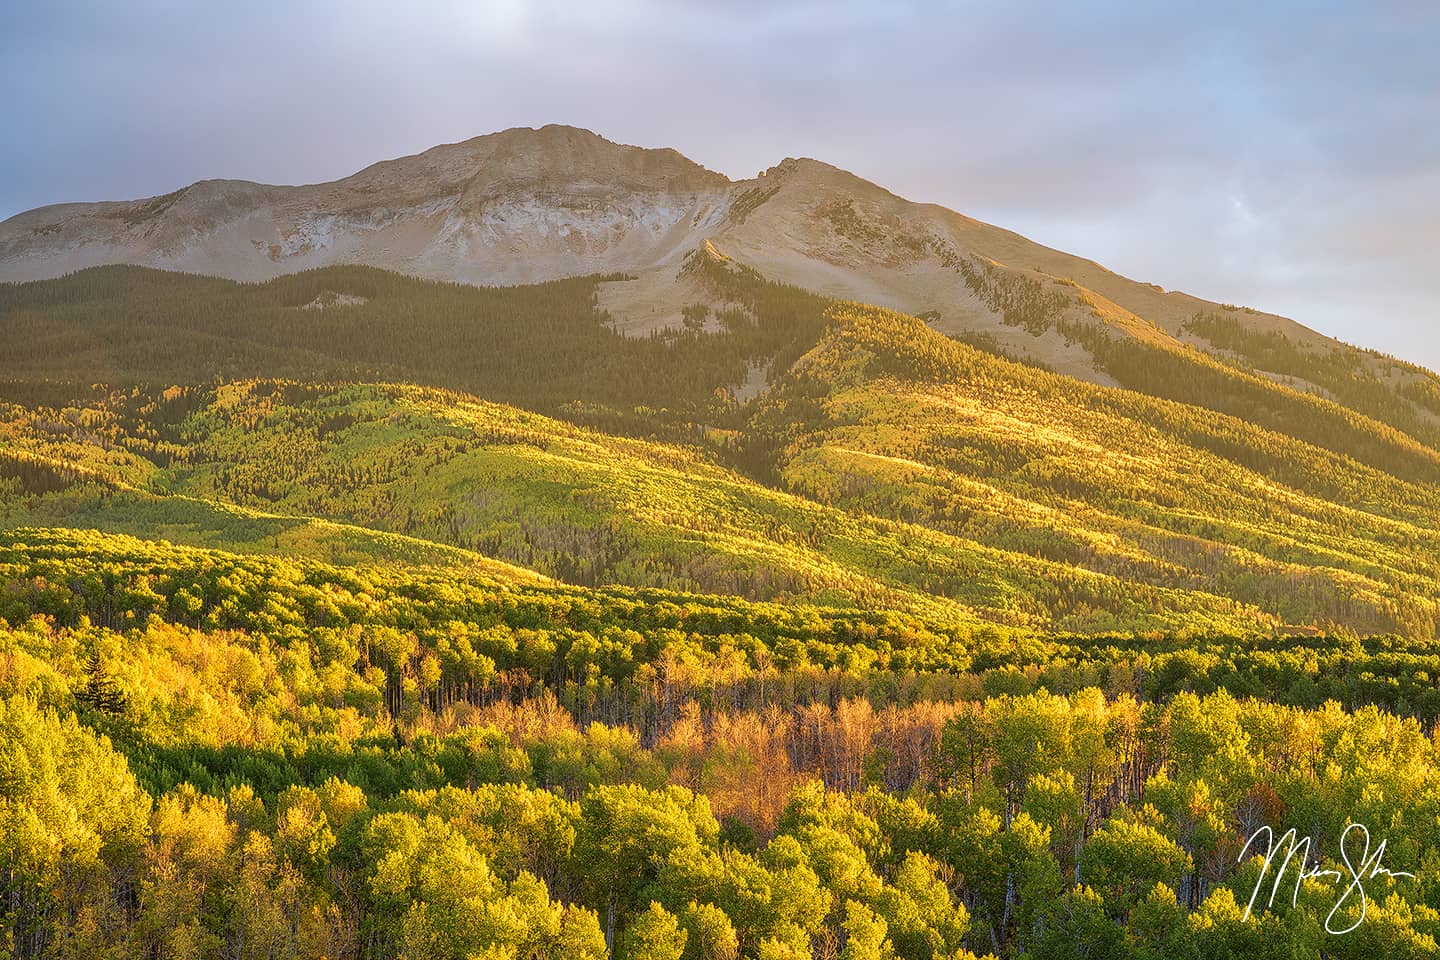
0, 123, 1334, 381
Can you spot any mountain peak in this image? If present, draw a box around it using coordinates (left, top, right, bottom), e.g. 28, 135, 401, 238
331, 124, 729, 204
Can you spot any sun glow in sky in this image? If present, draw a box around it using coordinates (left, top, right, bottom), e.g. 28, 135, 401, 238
3, 0, 1437, 368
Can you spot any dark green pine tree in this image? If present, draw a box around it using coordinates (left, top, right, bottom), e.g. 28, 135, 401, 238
76, 652, 128, 717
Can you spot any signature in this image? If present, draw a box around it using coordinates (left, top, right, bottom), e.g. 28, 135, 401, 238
1238, 823, 1414, 934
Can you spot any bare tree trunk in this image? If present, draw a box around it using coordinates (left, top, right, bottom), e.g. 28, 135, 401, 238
606, 892, 616, 957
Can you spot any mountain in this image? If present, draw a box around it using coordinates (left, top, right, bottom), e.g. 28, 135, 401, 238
8, 124, 1434, 402
0, 125, 730, 285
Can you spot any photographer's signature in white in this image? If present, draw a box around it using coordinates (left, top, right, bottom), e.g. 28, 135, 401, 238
1238, 823, 1414, 934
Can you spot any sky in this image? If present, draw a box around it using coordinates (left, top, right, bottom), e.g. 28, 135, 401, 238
3, 0, 1437, 368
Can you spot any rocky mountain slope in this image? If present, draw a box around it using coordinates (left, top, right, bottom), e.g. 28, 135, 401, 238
0, 125, 730, 285
4, 123, 1437, 421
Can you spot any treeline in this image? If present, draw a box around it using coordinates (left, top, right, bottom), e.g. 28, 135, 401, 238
8, 266, 1440, 637
1184, 310, 1440, 448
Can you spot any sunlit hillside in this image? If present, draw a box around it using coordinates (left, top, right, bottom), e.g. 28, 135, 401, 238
2, 380, 1274, 634
3, 258, 1439, 637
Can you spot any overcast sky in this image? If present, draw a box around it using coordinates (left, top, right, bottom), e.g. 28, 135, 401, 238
4, 1, 1437, 368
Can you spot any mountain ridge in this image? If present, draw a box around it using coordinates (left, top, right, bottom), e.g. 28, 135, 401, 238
7, 123, 1420, 404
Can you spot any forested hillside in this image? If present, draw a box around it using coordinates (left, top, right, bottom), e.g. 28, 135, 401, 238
0, 258, 825, 429
3, 259, 1439, 637
4, 252, 1440, 957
